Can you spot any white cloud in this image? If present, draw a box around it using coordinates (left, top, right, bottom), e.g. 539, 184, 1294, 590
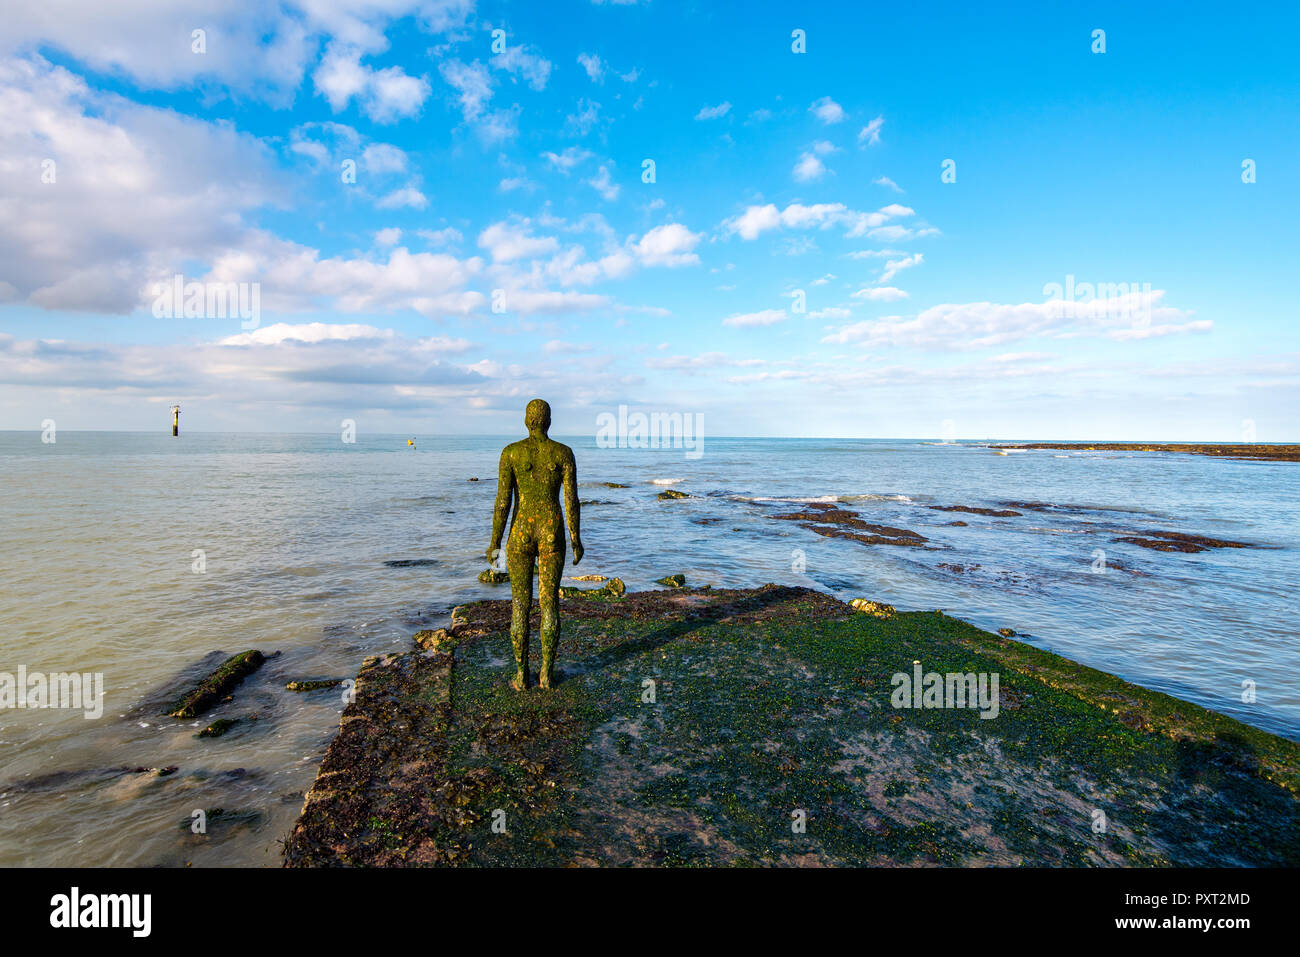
695, 101, 731, 121
809, 96, 845, 124
361, 142, 409, 174
492, 44, 553, 91
564, 98, 601, 135
632, 224, 702, 267
726, 202, 913, 240
587, 164, 620, 201
374, 227, 403, 246
722, 309, 787, 328
874, 175, 902, 193
577, 52, 605, 83
858, 115, 884, 146
314, 45, 430, 123
821, 291, 1205, 349
852, 286, 909, 302
793, 151, 827, 182
220, 322, 392, 346
478, 220, 560, 262
541, 146, 594, 172
879, 253, 923, 283
0, 54, 282, 313
376, 186, 428, 209
418, 227, 463, 247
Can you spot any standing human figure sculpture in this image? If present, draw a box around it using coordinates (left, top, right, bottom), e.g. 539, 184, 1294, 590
487, 399, 583, 690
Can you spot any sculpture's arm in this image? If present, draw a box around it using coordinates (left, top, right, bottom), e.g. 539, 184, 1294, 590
487, 449, 514, 564
563, 446, 583, 565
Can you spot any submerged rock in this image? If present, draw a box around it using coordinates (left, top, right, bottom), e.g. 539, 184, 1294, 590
478, 569, 509, 584
655, 574, 686, 588
773, 503, 928, 548
197, 718, 240, 738
656, 489, 692, 500
165, 650, 265, 719
285, 679, 345, 692
602, 482, 629, 488
1113, 531, 1256, 553
385, 558, 438, 568
928, 505, 1022, 517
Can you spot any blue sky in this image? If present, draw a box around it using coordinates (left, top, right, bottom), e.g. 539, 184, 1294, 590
1, 0, 1296, 439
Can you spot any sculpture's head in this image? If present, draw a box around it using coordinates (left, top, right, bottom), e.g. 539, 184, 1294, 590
525, 398, 551, 435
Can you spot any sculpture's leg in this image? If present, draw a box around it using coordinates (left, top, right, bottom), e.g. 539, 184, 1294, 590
507, 539, 535, 690
537, 544, 565, 689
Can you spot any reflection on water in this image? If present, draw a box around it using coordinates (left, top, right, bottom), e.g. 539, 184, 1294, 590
0, 431, 1295, 866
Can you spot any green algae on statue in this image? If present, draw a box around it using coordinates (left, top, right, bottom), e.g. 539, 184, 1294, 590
487, 399, 583, 691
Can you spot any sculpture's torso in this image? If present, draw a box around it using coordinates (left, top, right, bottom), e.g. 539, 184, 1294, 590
504, 436, 570, 552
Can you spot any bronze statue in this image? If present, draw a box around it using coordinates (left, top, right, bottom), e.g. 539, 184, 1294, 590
487, 399, 583, 690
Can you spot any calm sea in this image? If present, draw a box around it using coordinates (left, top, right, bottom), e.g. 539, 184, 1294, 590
1, 431, 1296, 866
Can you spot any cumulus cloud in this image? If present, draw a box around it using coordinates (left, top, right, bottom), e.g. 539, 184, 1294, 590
313, 45, 430, 122
724, 202, 918, 242
631, 224, 702, 267
478, 220, 560, 262
809, 96, 845, 124
793, 151, 827, 182
0, 55, 283, 313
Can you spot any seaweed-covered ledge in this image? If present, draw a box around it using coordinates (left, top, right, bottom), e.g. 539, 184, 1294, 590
284, 585, 1300, 867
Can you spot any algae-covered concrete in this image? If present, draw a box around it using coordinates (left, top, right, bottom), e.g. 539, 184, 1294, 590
283, 586, 1300, 867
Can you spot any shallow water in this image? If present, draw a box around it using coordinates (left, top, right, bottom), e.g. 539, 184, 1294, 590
0, 431, 1296, 866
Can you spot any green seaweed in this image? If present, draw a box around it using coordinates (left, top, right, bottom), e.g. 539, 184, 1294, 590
165, 650, 265, 719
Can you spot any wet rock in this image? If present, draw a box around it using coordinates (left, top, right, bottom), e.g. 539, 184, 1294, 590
602, 482, 629, 488
849, 598, 896, 618
560, 578, 626, 600
1113, 531, 1256, 553
773, 503, 928, 548
477, 569, 509, 584
414, 628, 457, 652
468, 477, 479, 482
285, 679, 345, 692
992, 442, 1300, 463
165, 650, 265, 719
656, 489, 692, 500
655, 574, 686, 588
928, 505, 1022, 517
570, 574, 608, 582
385, 558, 438, 568
998, 628, 1016, 638
197, 718, 240, 738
